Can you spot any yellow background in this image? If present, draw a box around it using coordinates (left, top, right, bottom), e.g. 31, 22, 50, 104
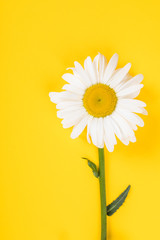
0, 0, 160, 239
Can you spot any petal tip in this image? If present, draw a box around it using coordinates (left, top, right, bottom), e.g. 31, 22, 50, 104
127, 63, 132, 68
70, 133, 76, 139
139, 73, 144, 80
143, 109, 148, 115
113, 53, 119, 58
49, 92, 54, 98
108, 147, 114, 152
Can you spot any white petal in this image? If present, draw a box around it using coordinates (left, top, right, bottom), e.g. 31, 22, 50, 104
90, 118, 99, 147
116, 74, 144, 92
98, 53, 107, 83
57, 106, 85, 119
93, 54, 99, 82
116, 108, 137, 131
103, 53, 119, 84
118, 99, 146, 108
107, 68, 121, 84
56, 101, 83, 109
49, 91, 81, 103
128, 121, 138, 131
110, 115, 129, 145
117, 99, 147, 115
97, 118, 104, 148
104, 135, 114, 152
123, 90, 141, 99
61, 109, 86, 128
117, 84, 144, 98
62, 84, 84, 95
62, 73, 85, 89
93, 54, 99, 66
49, 92, 56, 98
67, 67, 86, 85
70, 114, 89, 139
129, 135, 136, 143
62, 73, 74, 83
116, 108, 144, 127
84, 57, 97, 84
109, 63, 131, 89
104, 117, 117, 145
103, 117, 116, 152
140, 108, 148, 115
114, 73, 133, 92
49, 92, 65, 103
113, 111, 135, 140
87, 116, 93, 144
74, 61, 91, 87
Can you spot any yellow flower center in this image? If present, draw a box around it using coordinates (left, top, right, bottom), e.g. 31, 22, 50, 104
83, 83, 117, 118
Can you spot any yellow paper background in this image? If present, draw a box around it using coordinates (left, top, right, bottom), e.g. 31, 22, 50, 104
0, 0, 160, 239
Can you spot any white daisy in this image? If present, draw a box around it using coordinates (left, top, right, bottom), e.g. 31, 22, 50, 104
49, 53, 147, 152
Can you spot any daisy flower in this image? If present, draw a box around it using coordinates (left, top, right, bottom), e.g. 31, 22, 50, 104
49, 53, 147, 152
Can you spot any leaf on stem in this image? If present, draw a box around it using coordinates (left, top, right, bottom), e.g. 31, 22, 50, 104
82, 157, 99, 178
107, 185, 131, 216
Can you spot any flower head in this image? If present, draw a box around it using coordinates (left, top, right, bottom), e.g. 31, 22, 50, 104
49, 53, 147, 151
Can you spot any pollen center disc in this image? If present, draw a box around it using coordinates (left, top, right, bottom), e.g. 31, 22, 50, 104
83, 83, 117, 118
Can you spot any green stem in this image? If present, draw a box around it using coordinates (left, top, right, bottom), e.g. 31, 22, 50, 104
98, 148, 107, 240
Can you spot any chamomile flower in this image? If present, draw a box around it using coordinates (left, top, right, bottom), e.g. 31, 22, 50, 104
49, 53, 147, 151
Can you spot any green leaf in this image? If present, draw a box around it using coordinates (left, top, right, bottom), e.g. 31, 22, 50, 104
107, 185, 131, 216
82, 157, 99, 178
